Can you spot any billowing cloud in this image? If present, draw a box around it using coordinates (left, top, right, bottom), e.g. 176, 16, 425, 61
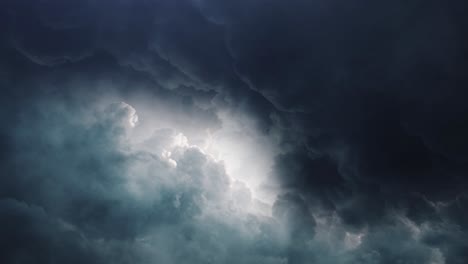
1, 0, 468, 263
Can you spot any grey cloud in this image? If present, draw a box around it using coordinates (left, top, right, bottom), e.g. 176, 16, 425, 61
2, 0, 468, 263
0, 96, 290, 263
0, 198, 102, 264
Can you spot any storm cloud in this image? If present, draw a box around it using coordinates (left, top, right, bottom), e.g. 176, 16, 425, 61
1, 0, 468, 263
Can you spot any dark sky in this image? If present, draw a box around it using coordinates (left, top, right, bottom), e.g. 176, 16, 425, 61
1, 0, 468, 263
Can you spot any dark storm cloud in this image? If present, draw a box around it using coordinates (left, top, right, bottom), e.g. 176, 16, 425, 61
0, 199, 103, 264
1, 0, 468, 263
197, 0, 468, 261
196, 0, 468, 204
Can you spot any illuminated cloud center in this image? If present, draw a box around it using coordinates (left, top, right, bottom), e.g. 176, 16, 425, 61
202, 113, 279, 206
124, 102, 279, 215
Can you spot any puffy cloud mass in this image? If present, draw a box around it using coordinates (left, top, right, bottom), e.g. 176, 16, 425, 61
1, 0, 468, 263
0, 98, 304, 263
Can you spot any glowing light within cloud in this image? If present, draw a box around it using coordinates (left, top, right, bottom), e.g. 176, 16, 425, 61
202, 111, 281, 207
121, 102, 279, 216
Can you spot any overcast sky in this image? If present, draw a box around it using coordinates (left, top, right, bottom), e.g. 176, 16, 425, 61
1, 1, 468, 263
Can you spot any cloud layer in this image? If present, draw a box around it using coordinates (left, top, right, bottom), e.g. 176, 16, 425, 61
1, 0, 468, 263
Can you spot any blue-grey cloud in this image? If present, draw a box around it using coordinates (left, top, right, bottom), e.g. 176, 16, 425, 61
1, 0, 468, 263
